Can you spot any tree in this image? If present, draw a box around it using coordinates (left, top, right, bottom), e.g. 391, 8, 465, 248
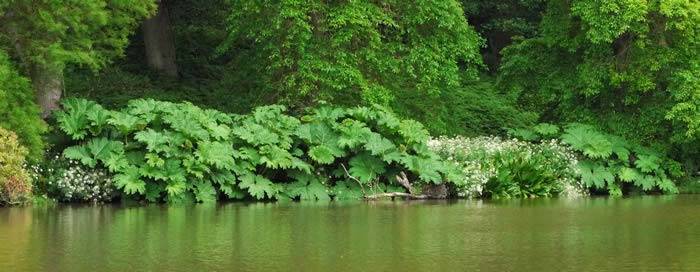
222, 0, 483, 108
0, 49, 45, 160
461, 0, 545, 71
499, 0, 700, 141
143, 0, 178, 77
497, 0, 700, 174
0, 0, 156, 118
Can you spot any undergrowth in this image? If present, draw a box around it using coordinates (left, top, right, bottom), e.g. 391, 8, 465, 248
54, 98, 463, 202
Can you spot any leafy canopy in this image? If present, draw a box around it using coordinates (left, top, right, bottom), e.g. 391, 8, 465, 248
0, 50, 45, 160
223, 0, 483, 106
498, 0, 700, 168
0, 0, 156, 70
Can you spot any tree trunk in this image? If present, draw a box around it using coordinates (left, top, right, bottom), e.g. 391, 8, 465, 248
30, 64, 64, 119
143, 0, 178, 77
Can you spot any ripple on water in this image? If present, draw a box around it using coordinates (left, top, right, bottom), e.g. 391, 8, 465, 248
0, 195, 698, 271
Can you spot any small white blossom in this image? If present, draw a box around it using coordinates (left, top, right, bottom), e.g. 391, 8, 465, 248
27, 157, 116, 203
429, 136, 588, 198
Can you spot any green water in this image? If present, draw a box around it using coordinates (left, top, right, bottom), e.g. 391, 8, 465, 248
0, 196, 698, 271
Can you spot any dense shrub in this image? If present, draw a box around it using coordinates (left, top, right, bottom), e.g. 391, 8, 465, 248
511, 123, 682, 196
679, 179, 700, 194
0, 127, 32, 204
65, 66, 263, 115
0, 50, 46, 160
398, 80, 537, 136
429, 136, 585, 199
55, 98, 460, 202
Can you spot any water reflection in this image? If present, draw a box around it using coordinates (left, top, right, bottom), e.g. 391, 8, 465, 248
0, 196, 698, 271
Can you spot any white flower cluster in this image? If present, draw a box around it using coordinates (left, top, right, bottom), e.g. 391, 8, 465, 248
429, 136, 587, 198
29, 155, 116, 202
26, 154, 60, 183
52, 165, 116, 202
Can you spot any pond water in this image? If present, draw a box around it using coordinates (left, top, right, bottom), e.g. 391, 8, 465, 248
0, 195, 698, 271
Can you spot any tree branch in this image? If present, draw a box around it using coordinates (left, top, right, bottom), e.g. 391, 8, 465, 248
395, 171, 414, 194
340, 163, 366, 195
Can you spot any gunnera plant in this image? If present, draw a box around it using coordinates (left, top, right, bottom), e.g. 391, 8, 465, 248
54, 98, 462, 203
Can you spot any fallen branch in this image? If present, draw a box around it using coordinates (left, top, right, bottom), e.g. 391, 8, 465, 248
363, 192, 429, 200
340, 164, 431, 200
395, 171, 414, 194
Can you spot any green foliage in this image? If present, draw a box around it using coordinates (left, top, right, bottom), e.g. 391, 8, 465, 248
0, 0, 156, 70
532, 123, 559, 137
501, 0, 699, 105
0, 50, 46, 160
410, 80, 537, 136
64, 65, 273, 118
61, 0, 266, 115
666, 60, 700, 140
296, 104, 462, 194
485, 153, 560, 199
228, 104, 307, 199
514, 123, 682, 196
349, 153, 386, 184
331, 181, 365, 200
63, 138, 124, 168
462, 0, 544, 36
59, 0, 534, 141
55, 99, 457, 202
561, 125, 614, 159
578, 161, 615, 190
223, 0, 483, 107
63, 1, 532, 140
238, 174, 278, 200
285, 172, 330, 201
679, 179, 700, 194
0, 127, 32, 205
56, 98, 110, 141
